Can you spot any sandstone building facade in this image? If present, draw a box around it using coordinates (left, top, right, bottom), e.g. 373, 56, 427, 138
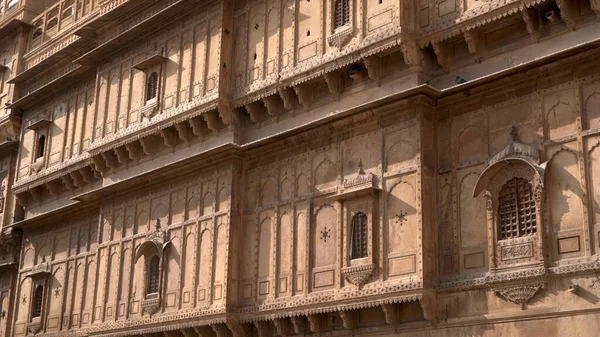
2, 0, 600, 336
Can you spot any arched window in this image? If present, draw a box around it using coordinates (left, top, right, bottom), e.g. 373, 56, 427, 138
32, 285, 44, 318
350, 212, 368, 259
498, 177, 536, 240
36, 135, 46, 159
146, 72, 158, 102
146, 255, 160, 295
334, 0, 350, 30
7, 0, 18, 10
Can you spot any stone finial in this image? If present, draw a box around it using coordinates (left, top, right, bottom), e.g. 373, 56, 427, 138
510, 126, 519, 142
155, 218, 161, 231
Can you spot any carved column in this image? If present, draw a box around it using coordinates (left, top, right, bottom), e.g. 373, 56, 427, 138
484, 192, 497, 270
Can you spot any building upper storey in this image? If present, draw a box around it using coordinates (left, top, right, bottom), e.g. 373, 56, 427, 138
5, 0, 600, 223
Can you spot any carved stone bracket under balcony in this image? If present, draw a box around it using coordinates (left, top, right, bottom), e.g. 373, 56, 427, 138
141, 296, 160, 315
140, 100, 159, 119
328, 26, 353, 49
491, 282, 544, 310
341, 264, 374, 288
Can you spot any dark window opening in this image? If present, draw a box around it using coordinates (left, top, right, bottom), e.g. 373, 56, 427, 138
334, 0, 350, 29
350, 212, 368, 259
146, 72, 158, 102
147, 255, 160, 295
36, 135, 45, 159
32, 285, 43, 318
498, 177, 537, 240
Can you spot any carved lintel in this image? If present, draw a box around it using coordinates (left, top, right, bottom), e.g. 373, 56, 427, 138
174, 122, 193, 142
125, 141, 143, 160
245, 102, 267, 123
46, 180, 61, 196
521, 7, 541, 42
400, 40, 423, 73
139, 137, 157, 156
289, 316, 306, 334
101, 151, 119, 170
591, 0, 600, 18
431, 40, 451, 73
253, 321, 269, 337
492, 283, 544, 310
363, 55, 382, 86
91, 155, 109, 173
160, 127, 178, 148
262, 95, 284, 116
381, 303, 400, 324
114, 147, 130, 165
226, 321, 252, 337
188, 117, 205, 136
463, 30, 484, 62
211, 324, 229, 337
273, 319, 289, 336
307, 314, 323, 333
293, 84, 312, 111
556, 0, 576, 30
323, 71, 341, 99
277, 87, 295, 110
203, 110, 221, 134
339, 310, 356, 329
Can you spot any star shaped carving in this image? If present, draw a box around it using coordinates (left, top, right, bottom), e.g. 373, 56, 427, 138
320, 227, 331, 242
395, 210, 408, 226
54, 288, 61, 298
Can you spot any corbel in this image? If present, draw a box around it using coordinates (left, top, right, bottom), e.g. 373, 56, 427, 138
556, 0, 576, 30
203, 110, 222, 134
125, 141, 143, 160
381, 303, 400, 324
174, 122, 193, 143
180, 329, 196, 337
323, 70, 341, 99
69, 171, 84, 188
218, 101, 234, 126
289, 316, 306, 334
521, 7, 541, 42
114, 147, 130, 165
101, 151, 119, 170
194, 327, 215, 337
79, 166, 94, 184
245, 101, 268, 123
431, 40, 451, 73
400, 40, 424, 73
139, 137, 157, 156
363, 55, 382, 86
293, 84, 312, 111
15, 192, 27, 206
277, 87, 296, 110
210, 324, 229, 337
60, 174, 75, 191
273, 319, 290, 336
29, 186, 43, 203
253, 321, 269, 337
188, 117, 206, 136
338, 310, 356, 329
163, 331, 182, 337
45, 180, 61, 197
91, 155, 109, 173
262, 94, 284, 116
160, 127, 178, 148
419, 292, 437, 322
463, 30, 484, 62
591, 0, 600, 18
306, 314, 323, 333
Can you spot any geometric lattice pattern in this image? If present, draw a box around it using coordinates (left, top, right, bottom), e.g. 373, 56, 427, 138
147, 255, 160, 294
146, 72, 159, 101
498, 177, 537, 240
32, 286, 44, 318
334, 0, 350, 29
350, 212, 368, 259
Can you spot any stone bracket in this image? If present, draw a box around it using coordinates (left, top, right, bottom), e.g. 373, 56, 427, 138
556, 0, 576, 30
432, 40, 451, 73
293, 84, 312, 111
307, 314, 323, 333
323, 71, 341, 99
463, 30, 484, 62
400, 40, 423, 73
339, 310, 356, 329
262, 95, 285, 116
290, 316, 306, 334
125, 141, 143, 160
363, 55, 382, 86
381, 303, 400, 324
277, 87, 296, 110
521, 7, 541, 42
160, 127, 178, 148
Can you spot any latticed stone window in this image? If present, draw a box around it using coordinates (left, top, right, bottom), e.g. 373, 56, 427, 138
497, 177, 536, 240
334, 0, 350, 30
147, 255, 160, 295
32, 285, 43, 318
350, 212, 368, 259
146, 72, 159, 102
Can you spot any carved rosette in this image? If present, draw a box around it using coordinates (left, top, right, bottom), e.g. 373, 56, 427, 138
341, 264, 374, 288
492, 283, 544, 310
327, 26, 353, 49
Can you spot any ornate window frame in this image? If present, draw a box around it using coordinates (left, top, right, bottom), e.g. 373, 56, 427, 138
25, 256, 51, 334
135, 219, 171, 315
473, 131, 546, 274
132, 52, 167, 119
328, 0, 354, 48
